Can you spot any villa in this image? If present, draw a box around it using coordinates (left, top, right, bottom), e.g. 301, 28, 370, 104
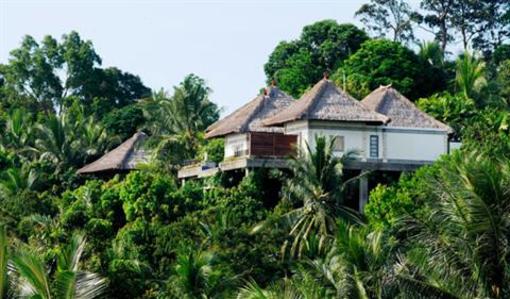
178, 77, 455, 210
80, 77, 455, 211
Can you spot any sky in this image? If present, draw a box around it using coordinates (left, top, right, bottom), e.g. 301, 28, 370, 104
0, 0, 431, 115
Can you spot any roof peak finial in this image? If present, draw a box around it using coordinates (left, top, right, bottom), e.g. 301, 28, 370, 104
323, 71, 330, 80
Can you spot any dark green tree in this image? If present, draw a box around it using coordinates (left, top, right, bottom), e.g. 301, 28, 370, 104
264, 20, 368, 98
334, 39, 446, 99
0, 32, 149, 117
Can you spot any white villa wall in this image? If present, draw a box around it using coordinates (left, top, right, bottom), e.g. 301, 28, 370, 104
224, 133, 249, 158
384, 129, 448, 161
283, 120, 449, 163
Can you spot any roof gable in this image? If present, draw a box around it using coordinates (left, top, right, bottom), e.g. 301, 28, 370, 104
361, 85, 452, 132
263, 79, 389, 126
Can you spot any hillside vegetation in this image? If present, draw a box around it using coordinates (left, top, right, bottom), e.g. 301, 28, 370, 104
1, 0, 509, 298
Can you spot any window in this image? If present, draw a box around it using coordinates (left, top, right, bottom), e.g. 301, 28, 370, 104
369, 135, 379, 158
333, 136, 344, 152
234, 145, 244, 157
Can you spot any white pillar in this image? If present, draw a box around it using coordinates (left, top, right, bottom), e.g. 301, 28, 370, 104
359, 176, 368, 213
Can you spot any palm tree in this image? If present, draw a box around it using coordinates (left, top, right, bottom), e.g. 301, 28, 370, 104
35, 113, 80, 167
396, 151, 510, 298
455, 52, 487, 100
254, 136, 361, 258
328, 221, 397, 298
34, 109, 114, 169
0, 166, 38, 198
146, 74, 220, 161
418, 41, 444, 67
167, 246, 234, 298
10, 233, 107, 299
236, 278, 316, 299
2, 109, 35, 156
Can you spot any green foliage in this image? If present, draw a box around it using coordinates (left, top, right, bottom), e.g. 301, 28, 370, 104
497, 59, 510, 102
102, 104, 146, 141
264, 20, 368, 97
146, 74, 220, 164
0, 226, 7, 298
397, 151, 510, 298
455, 51, 487, 101
0, 32, 149, 116
462, 108, 510, 159
334, 39, 445, 99
198, 138, 224, 164
417, 92, 476, 136
364, 165, 437, 229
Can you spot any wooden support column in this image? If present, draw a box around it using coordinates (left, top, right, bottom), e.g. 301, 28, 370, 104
359, 176, 368, 213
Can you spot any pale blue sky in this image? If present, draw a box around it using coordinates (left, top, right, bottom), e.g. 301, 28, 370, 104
1, 0, 432, 115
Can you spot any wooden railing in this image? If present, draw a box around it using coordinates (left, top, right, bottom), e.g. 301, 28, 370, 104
249, 132, 297, 158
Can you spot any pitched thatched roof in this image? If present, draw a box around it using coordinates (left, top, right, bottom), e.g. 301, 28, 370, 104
263, 79, 389, 126
205, 86, 294, 138
77, 132, 149, 174
361, 85, 452, 132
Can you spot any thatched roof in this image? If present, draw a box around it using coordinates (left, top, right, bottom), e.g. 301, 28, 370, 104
361, 85, 452, 132
205, 86, 294, 138
77, 132, 149, 174
263, 79, 389, 126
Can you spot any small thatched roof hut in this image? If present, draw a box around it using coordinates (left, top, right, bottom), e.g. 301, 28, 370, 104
77, 131, 149, 175
205, 86, 294, 138
361, 85, 452, 132
263, 79, 389, 126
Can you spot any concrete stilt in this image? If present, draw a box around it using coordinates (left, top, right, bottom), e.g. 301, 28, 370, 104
359, 176, 368, 213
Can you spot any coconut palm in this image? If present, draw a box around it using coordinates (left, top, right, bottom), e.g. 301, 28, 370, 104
253, 136, 362, 258
0, 166, 38, 198
418, 41, 444, 67
396, 151, 510, 298
166, 246, 235, 298
35, 112, 81, 167
236, 278, 323, 299
146, 74, 220, 161
329, 221, 398, 298
455, 52, 487, 100
10, 233, 107, 299
2, 108, 35, 155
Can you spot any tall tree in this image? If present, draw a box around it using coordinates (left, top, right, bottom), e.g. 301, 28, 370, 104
147, 74, 219, 162
355, 0, 416, 43
1, 32, 149, 116
334, 39, 446, 99
417, 0, 455, 54
264, 20, 368, 98
471, 0, 510, 55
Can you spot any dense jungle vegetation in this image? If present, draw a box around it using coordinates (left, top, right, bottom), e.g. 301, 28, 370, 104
0, 0, 509, 298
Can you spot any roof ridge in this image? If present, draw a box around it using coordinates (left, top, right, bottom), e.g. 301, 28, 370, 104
205, 94, 263, 133
302, 79, 330, 118
240, 93, 269, 132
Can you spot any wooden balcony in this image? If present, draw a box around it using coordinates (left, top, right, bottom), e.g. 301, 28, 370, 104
247, 132, 297, 158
